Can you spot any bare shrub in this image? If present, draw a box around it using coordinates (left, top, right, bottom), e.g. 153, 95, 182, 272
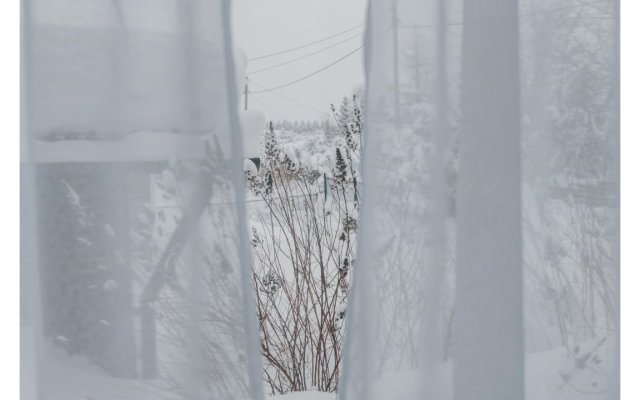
247, 115, 360, 394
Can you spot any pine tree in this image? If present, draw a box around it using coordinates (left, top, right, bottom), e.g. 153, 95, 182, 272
338, 96, 350, 131
334, 148, 347, 185
350, 94, 362, 152
264, 121, 278, 168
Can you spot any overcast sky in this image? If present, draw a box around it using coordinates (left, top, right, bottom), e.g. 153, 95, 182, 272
232, 0, 368, 122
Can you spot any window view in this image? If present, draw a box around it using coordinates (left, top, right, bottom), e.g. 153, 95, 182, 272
21, 1, 619, 400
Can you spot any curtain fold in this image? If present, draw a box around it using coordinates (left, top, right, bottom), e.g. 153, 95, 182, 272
21, 1, 263, 399
340, 0, 619, 399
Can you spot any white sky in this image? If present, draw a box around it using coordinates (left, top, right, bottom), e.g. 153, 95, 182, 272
232, 0, 368, 122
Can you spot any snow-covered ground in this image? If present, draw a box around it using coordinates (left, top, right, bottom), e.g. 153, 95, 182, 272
22, 329, 613, 400
22, 330, 166, 400
268, 391, 335, 400
271, 129, 348, 175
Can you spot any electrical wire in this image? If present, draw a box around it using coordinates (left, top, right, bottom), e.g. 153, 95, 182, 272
248, 78, 326, 115
246, 25, 391, 97
247, 31, 364, 75
251, 93, 288, 121
250, 46, 364, 93
247, 23, 364, 62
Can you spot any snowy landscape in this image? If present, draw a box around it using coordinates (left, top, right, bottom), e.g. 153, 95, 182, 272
21, 0, 618, 399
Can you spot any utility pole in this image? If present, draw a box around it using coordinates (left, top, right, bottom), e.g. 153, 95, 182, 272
244, 76, 249, 111
392, 0, 400, 127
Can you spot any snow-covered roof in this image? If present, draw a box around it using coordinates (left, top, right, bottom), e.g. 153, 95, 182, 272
26, 5, 266, 163
31, 131, 210, 163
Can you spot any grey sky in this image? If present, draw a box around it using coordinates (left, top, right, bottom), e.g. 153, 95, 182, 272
232, 0, 368, 122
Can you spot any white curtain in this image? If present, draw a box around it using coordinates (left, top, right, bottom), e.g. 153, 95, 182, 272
21, 0, 619, 400
340, 0, 618, 400
21, 1, 263, 399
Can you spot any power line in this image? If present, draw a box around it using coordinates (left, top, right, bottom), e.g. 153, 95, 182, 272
251, 93, 287, 121
263, 91, 326, 115
247, 31, 364, 75
248, 23, 364, 62
250, 46, 364, 93
246, 25, 391, 98
248, 78, 326, 115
